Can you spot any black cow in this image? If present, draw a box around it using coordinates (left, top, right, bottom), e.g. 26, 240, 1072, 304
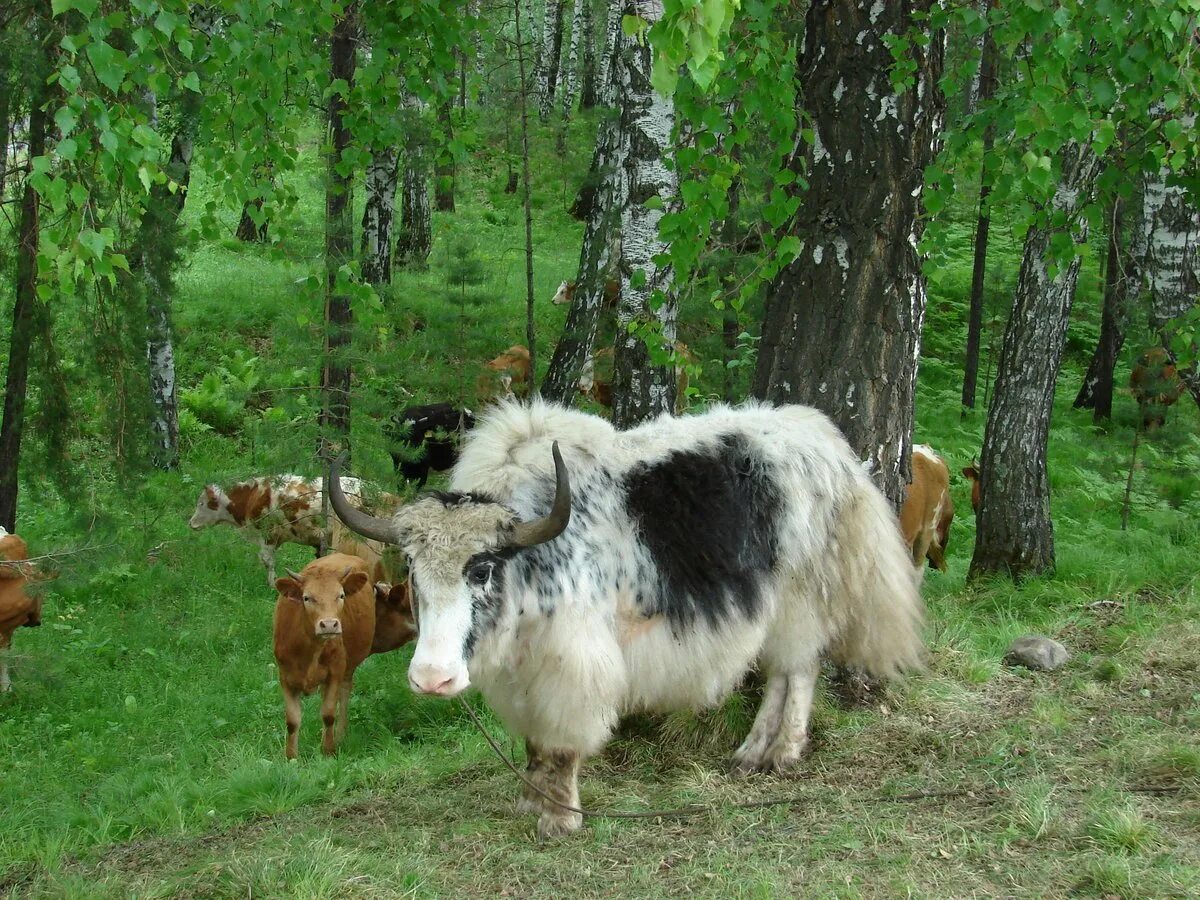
386, 403, 476, 487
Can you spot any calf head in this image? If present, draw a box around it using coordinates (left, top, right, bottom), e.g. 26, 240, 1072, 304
550, 280, 576, 305
372, 581, 417, 653
276, 565, 369, 640
961, 460, 981, 514
188, 485, 234, 529
329, 445, 572, 698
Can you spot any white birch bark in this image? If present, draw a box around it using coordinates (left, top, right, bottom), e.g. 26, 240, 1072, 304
361, 146, 399, 284
537, 0, 564, 120
579, 0, 597, 108
611, 0, 679, 427
1134, 169, 1200, 328
560, 0, 585, 118
597, 0, 621, 108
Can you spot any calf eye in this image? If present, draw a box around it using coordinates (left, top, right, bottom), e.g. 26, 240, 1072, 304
302, 595, 313, 604
467, 564, 491, 587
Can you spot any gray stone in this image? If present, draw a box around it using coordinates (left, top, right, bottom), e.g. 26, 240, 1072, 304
1005, 635, 1070, 671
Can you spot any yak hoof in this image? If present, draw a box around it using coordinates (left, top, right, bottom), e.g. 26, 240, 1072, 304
536, 810, 583, 841
731, 739, 808, 776
516, 794, 543, 816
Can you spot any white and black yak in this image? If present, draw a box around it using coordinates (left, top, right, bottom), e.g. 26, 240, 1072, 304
330, 401, 924, 838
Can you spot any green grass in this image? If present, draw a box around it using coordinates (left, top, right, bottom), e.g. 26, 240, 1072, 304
2, 112, 1200, 896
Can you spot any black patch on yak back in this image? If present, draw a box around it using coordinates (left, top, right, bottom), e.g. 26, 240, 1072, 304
624, 433, 782, 630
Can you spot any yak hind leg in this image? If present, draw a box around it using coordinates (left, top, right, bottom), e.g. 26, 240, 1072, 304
534, 747, 583, 840
733, 655, 819, 775
516, 739, 550, 816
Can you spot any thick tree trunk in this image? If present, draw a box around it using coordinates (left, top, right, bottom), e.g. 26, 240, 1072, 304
1074, 197, 1128, 419
969, 142, 1101, 580
597, 1, 620, 108
397, 153, 432, 268
579, 0, 597, 110
751, 0, 944, 511
541, 19, 628, 404
611, 0, 678, 428
434, 100, 455, 212
961, 19, 997, 411
361, 146, 399, 285
319, 3, 357, 461
560, 0, 585, 118
0, 11, 48, 531
537, 0, 565, 120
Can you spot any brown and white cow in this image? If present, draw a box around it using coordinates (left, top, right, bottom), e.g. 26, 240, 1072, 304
1, 528, 43, 693
273, 553, 375, 759
550, 278, 620, 310
477, 345, 532, 403
899, 445, 954, 576
187, 475, 374, 587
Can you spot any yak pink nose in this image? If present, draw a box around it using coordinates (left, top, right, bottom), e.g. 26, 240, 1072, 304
316, 618, 342, 637
409, 664, 467, 697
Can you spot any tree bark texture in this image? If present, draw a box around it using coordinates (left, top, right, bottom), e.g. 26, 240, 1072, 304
514, 0, 538, 392
537, 0, 565, 120
560, 0, 585, 118
961, 16, 997, 411
579, 0, 597, 109
597, 0, 620, 108
235, 198, 268, 241
320, 3, 357, 460
611, 0, 678, 428
541, 12, 628, 404
434, 100, 455, 212
361, 145, 399, 285
0, 8, 48, 531
1074, 196, 1129, 419
751, 0, 944, 511
969, 142, 1101, 580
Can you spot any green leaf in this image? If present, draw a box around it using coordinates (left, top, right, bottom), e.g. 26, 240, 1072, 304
182, 71, 200, 93
52, 0, 99, 16
86, 40, 129, 93
54, 105, 79, 136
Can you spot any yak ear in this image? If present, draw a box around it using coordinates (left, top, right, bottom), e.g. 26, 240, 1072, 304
341, 570, 369, 597
275, 576, 303, 602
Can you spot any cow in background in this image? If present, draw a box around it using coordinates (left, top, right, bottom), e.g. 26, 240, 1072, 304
579, 343, 696, 415
1, 528, 43, 693
476, 345, 532, 402
273, 553, 375, 759
961, 460, 981, 515
899, 445, 954, 575
1130, 346, 1185, 430
371, 581, 417, 655
386, 402, 476, 488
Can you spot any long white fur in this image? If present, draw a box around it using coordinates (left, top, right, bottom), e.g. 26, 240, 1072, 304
442, 400, 924, 758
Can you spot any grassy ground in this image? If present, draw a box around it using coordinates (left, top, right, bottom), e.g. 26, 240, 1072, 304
1, 115, 1198, 897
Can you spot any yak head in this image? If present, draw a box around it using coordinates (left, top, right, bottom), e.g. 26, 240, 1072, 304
329, 444, 571, 698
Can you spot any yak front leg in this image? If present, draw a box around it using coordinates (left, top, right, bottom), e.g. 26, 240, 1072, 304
281, 680, 302, 759
517, 739, 550, 816
535, 748, 583, 840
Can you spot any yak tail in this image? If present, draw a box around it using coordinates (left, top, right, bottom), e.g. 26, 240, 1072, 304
827, 479, 926, 679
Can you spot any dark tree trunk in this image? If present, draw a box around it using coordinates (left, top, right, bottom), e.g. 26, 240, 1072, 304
235, 199, 268, 242
969, 142, 1101, 580
961, 21, 997, 411
0, 51, 12, 202
751, 0, 944, 511
514, 0, 537, 392
542, 12, 627, 405
397, 151, 432, 268
319, 3, 357, 462
361, 146, 399, 285
434, 100, 455, 212
0, 10, 48, 531
611, 0, 678, 428
1074, 196, 1129, 419
579, 0, 597, 110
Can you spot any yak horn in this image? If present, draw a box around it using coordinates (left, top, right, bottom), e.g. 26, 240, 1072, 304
509, 442, 572, 549
328, 453, 398, 544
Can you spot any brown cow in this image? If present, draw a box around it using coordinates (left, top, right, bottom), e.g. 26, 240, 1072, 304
1130, 346, 1184, 430
1, 528, 43, 693
273, 553, 375, 758
371, 581, 417, 655
550, 278, 620, 309
961, 460, 981, 515
579, 342, 696, 415
899, 445, 954, 575
477, 345, 532, 402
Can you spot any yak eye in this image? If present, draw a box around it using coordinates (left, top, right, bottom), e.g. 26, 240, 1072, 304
467, 564, 491, 587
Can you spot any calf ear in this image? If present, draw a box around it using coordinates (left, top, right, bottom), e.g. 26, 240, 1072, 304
275, 576, 303, 602
388, 582, 411, 611
341, 570, 369, 597
374, 581, 392, 603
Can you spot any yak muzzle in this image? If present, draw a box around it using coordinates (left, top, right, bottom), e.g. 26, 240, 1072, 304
408, 663, 469, 698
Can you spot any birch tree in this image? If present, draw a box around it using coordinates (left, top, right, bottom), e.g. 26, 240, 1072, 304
396, 97, 432, 268
752, 0, 945, 510
560, 0, 585, 118
596, 1, 620, 107
361, 146, 399, 284
578, 0, 597, 109
536, 0, 565, 120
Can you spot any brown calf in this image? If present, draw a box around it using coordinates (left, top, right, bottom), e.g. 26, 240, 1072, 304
273, 553, 375, 759
477, 345, 532, 402
371, 581, 417, 655
1, 529, 43, 693
899, 445, 954, 575
1130, 346, 1185, 430
550, 278, 620, 309
961, 460, 981, 515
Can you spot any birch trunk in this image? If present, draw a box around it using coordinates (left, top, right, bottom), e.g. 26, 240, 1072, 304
751, 0, 945, 511
970, 142, 1102, 580
361, 146, 399, 285
537, 0, 565, 120
560, 0, 585, 118
579, 0, 597, 110
611, 0, 678, 428
319, 3, 357, 462
0, 9, 48, 530
597, 1, 620, 108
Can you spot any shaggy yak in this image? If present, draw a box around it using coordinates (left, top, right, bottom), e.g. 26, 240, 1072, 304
330, 401, 924, 839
